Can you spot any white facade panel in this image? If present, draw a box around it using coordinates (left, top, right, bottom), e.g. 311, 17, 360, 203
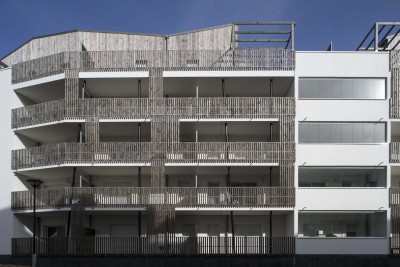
297, 144, 389, 166
297, 100, 388, 122
296, 52, 390, 77
297, 188, 388, 210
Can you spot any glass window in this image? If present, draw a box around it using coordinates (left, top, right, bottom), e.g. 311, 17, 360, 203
298, 122, 386, 144
298, 212, 386, 237
299, 78, 386, 99
298, 167, 386, 187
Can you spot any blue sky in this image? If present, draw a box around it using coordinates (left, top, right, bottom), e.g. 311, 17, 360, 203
1, 0, 399, 58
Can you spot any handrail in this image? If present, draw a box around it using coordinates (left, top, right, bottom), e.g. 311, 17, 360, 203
12, 49, 295, 83
12, 236, 295, 256
11, 142, 295, 170
11, 187, 295, 210
12, 97, 295, 128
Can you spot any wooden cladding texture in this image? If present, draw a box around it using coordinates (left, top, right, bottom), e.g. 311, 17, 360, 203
11, 49, 295, 83
167, 25, 232, 51
147, 206, 175, 236
12, 236, 295, 256
12, 97, 295, 128
12, 187, 295, 210
391, 51, 400, 119
65, 69, 79, 100
70, 203, 85, 238
3, 31, 165, 66
85, 117, 99, 143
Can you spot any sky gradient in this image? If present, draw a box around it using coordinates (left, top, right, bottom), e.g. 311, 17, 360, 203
1, 0, 400, 58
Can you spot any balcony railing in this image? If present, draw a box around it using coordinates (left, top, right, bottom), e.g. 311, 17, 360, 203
12, 97, 295, 129
12, 142, 295, 170
391, 187, 400, 205
12, 49, 295, 84
390, 143, 400, 163
12, 187, 295, 210
12, 236, 295, 256
390, 99, 400, 119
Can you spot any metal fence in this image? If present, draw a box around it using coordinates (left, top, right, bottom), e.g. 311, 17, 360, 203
12, 49, 295, 83
12, 97, 295, 129
12, 236, 295, 256
12, 186, 295, 210
11, 142, 295, 170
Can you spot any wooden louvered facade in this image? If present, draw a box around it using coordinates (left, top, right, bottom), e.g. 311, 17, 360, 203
7, 22, 297, 256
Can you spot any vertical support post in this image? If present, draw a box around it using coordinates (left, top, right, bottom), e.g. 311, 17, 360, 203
228, 166, 235, 253
27, 179, 43, 267
291, 23, 295, 50
225, 214, 229, 254
138, 79, 141, 98
222, 79, 225, 97
138, 121, 142, 238
269, 78, 273, 253
195, 122, 198, 143
225, 123, 229, 160
196, 85, 199, 98
32, 185, 36, 265
375, 23, 379, 52
82, 80, 86, 99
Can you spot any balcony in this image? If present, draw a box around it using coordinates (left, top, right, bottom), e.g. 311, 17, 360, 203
11, 49, 295, 84
12, 236, 295, 256
12, 142, 295, 170
12, 97, 294, 129
11, 186, 295, 211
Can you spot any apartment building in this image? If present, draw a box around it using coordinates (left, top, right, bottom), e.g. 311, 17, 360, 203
0, 22, 399, 259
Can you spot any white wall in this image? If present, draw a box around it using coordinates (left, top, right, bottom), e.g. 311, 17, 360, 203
0, 69, 16, 254
295, 51, 391, 255
297, 144, 388, 166
297, 100, 388, 122
297, 188, 388, 210
296, 52, 390, 77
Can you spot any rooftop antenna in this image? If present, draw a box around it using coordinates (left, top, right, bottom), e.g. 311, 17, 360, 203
326, 41, 333, 51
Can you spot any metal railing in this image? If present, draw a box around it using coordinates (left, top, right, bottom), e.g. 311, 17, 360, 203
11, 142, 295, 170
391, 187, 400, 205
11, 186, 295, 210
12, 49, 295, 83
390, 142, 400, 163
391, 187, 400, 255
12, 97, 295, 129
391, 101, 400, 120
12, 236, 295, 256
